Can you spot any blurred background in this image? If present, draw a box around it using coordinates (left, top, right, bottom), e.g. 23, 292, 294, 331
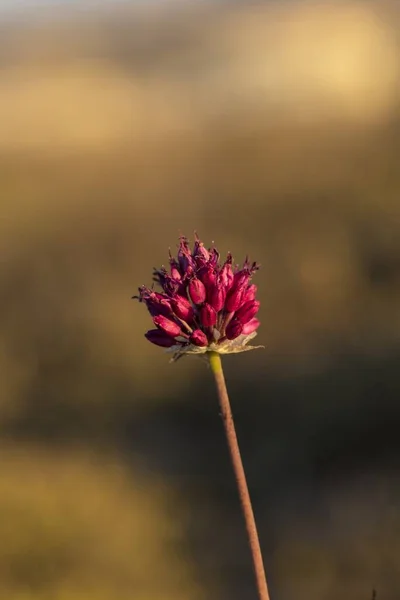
1, 0, 400, 598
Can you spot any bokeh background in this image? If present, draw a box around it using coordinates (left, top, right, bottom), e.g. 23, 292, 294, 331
1, 0, 400, 598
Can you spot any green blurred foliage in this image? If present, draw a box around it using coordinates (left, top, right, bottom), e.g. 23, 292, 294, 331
0, 2, 400, 599
0, 446, 201, 600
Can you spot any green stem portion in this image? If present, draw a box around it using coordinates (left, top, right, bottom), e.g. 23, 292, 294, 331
208, 351, 271, 600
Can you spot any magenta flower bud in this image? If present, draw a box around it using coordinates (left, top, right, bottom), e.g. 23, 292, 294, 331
208, 247, 220, 267
169, 254, 182, 280
235, 300, 260, 324
192, 232, 210, 264
145, 329, 177, 347
242, 318, 260, 335
135, 287, 172, 317
183, 265, 194, 280
147, 298, 172, 318
178, 236, 195, 272
198, 265, 217, 289
226, 318, 243, 340
153, 315, 182, 338
220, 253, 234, 290
208, 280, 226, 312
171, 265, 181, 280
190, 329, 208, 347
225, 287, 244, 313
233, 270, 252, 288
225, 272, 251, 312
200, 303, 217, 327
243, 284, 257, 303
188, 277, 206, 305
153, 267, 179, 296
171, 295, 194, 322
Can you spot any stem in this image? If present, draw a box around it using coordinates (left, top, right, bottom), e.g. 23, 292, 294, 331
208, 351, 271, 600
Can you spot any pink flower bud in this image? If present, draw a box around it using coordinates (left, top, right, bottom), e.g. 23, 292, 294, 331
188, 278, 206, 305
242, 284, 257, 303
225, 287, 244, 313
137, 287, 172, 317
153, 268, 180, 296
208, 280, 226, 312
242, 318, 260, 335
225, 271, 250, 312
190, 329, 208, 347
220, 253, 234, 289
153, 315, 182, 337
145, 329, 177, 347
192, 233, 210, 263
200, 303, 217, 327
208, 247, 220, 267
198, 265, 216, 289
169, 258, 182, 281
235, 300, 260, 324
171, 295, 194, 322
233, 270, 251, 288
225, 319, 243, 340
178, 236, 195, 272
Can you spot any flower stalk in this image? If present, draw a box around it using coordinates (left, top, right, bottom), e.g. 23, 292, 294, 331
208, 351, 270, 600
134, 234, 269, 596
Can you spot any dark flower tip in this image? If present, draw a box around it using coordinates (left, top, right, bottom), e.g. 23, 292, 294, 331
134, 235, 263, 360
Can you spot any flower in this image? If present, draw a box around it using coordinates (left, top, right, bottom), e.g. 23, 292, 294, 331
133, 234, 263, 360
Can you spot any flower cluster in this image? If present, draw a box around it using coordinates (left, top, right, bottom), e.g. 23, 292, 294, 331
134, 235, 262, 359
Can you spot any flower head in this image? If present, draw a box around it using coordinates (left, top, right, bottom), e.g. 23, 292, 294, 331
134, 234, 263, 360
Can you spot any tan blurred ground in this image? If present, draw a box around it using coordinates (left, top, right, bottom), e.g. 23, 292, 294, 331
1, 1, 400, 599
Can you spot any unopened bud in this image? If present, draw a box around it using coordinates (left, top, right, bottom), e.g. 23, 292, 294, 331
188, 278, 206, 305
145, 329, 177, 347
242, 284, 257, 303
198, 265, 216, 289
220, 253, 234, 289
225, 271, 251, 312
235, 300, 260, 324
208, 280, 226, 312
200, 303, 217, 327
171, 295, 194, 322
242, 318, 260, 335
193, 233, 210, 263
225, 319, 243, 340
169, 257, 182, 281
153, 315, 182, 337
190, 329, 208, 347
178, 236, 195, 272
